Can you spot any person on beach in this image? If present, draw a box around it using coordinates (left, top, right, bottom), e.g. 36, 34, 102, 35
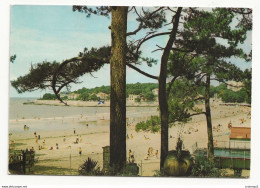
38, 135, 40, 140
144, 135, 150, 140
144, 153, 149, 160
79, 136, 82, 143
228, 121, 232, 129
63, 136, 66, 142
128, 149, 132, 162
79, 147, 82, 156
130, 134, 133, 139
126, 134, 129, 140
155, 150, 159, 159
74, 129, 76, 134
150, 147, 153, 156
147, 147, 151, 157
130, 153, 135, 163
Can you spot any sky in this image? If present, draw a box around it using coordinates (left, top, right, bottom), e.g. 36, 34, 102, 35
9, 6, 252, 98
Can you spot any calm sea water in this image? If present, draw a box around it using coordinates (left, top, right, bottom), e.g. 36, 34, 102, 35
9, 98, 111, 120
9, 98, 158, 134
9, 98, 157, 120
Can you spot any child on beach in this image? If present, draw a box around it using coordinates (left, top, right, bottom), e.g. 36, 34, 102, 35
79, 147, 82, 156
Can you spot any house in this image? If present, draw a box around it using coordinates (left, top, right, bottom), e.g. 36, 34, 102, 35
227, 81, 243, 92
128, 94, 140, 102
68, 93, 80, 100
96, 92, 109, 100
152, 88, 159, 96
59, 92, 69, 98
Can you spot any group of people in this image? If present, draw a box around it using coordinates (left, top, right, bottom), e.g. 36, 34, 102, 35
73, 135, 83, 144
126, 134, 134, 140
23, 124, 29, 131
33, 132, 41, 144
144, 147, 158, 160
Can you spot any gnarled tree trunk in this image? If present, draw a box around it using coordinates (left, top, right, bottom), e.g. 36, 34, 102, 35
159, 7, 182, 169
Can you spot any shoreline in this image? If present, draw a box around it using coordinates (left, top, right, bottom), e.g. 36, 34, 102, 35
29, 99, 159, 107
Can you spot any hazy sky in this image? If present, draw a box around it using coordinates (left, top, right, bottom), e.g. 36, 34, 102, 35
9, 6, 252, 98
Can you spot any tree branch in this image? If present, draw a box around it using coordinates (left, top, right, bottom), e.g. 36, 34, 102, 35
136, 32, 171, 52
126, 21, 143, 36
189, 112, 206, 117
126, 63, 158, 80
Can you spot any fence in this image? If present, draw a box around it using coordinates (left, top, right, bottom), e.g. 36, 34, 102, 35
9, 150, 35, 174
214, 140, 250, 150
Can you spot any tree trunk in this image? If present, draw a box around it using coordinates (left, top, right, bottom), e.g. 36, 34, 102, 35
204, 72, 214, 162
109, 6, 128, 172
159, 7, 182, 169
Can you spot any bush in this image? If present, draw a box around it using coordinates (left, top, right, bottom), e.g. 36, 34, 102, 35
41, 93, 57, 100
135, 116, 160, 133
191, 156, 226, 177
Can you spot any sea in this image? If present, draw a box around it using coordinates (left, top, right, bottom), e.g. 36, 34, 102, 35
9, 98, 158, 135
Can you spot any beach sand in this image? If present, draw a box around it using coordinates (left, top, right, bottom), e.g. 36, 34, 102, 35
9, 102, 251, 177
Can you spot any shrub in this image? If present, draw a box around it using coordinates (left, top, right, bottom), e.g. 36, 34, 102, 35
191, 156, 226, 177
78, 157, 103, 176
135, 116, 160, 133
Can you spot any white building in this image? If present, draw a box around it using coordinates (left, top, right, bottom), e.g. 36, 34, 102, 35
68, 93, 80, 100
96, 92, 109, 100
227, 81, 243, 92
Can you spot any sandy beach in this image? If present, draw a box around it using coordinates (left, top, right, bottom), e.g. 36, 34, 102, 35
9, 100, 251, 176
